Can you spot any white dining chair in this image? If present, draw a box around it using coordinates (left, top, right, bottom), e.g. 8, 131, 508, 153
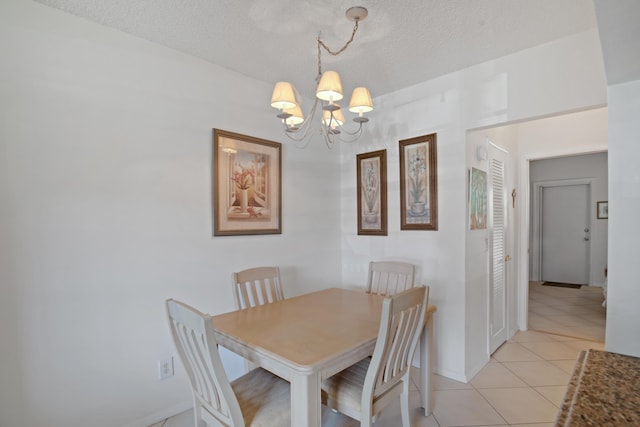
232, 266, 284, 310
321, 286, 429, 427
166, 299, 291, 427
366, 261, 416, 296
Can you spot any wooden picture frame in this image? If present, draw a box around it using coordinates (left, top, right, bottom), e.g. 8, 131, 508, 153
399, 133, 438, 230
213, 129, 281, 236
357, 149, 387, 236
597, 201, 608, 219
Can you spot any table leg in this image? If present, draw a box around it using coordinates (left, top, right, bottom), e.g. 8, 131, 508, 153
290, 372, 321, 427
420, 312, 434, 416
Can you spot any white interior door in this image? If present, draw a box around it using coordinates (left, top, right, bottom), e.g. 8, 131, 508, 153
541, 184, 590, 284
489, 145, 508, 354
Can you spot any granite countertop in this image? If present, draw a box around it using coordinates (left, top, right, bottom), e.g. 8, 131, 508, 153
555, 349, 640, 426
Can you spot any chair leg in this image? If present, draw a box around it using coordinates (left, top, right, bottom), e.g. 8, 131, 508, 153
193, 401, 206, 427
400, 381, 410, 427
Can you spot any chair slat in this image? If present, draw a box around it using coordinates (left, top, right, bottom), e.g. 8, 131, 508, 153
233, 266, 285, 310
366, 261, 416, 296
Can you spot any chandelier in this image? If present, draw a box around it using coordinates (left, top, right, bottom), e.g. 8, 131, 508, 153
270, 7, 373, 148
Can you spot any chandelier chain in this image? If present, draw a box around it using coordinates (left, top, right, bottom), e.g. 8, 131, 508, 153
316, 20, 360, 77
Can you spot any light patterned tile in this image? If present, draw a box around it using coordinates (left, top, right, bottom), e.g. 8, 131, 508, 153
544, 314, 596, 327
527, 280, 606, 343
562, 340, 605, 352
374, 393, 439, 427
492, 342, 542, 362
470, 362, 528, 389
503, 361, 571, 387
529, 305, 568, 316
548, 334, 581, 342
549, 359, 580, 375
432, 373, 473, 390
535, 385, 569, 407
432, 389, 506, 427
478, 387, 559, 424
509, 330, 558, 343
518, 341, 581, 360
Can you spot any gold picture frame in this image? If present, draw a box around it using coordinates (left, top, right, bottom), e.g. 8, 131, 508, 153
357, 149, 387, 236
399, 133, 438, 230
213, 129, 282, 236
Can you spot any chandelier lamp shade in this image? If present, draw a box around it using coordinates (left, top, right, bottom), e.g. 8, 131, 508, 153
269, 6, 373, 148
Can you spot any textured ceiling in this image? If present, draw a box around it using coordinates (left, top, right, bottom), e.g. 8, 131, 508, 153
33, 0, 597, 98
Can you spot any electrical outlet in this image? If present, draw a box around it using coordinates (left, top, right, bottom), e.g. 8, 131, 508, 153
158, 356, 174, 380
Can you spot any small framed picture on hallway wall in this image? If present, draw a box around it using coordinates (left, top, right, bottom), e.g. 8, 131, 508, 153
469, 167, 488, 230
597, 201, 608, 219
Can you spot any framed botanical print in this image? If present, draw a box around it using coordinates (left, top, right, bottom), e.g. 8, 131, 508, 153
357, 149, 387, 236
213, 129, 282, 236
399, 133, 438, 230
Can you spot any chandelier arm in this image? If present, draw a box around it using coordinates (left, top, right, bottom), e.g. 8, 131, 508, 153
335, 122, 364, 136
279, 99, 321, 145
320, 125, 337, 149
333, 124, 364, 143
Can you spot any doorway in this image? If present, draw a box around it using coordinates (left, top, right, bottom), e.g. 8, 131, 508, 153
525, 153, 608, 341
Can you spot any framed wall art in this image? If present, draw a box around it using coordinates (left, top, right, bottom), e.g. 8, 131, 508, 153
469, 167, 488, 230
399, 133, 438, 230
357, 149, 387, 236
597, 201, 608, 219
213, 129, 282, 236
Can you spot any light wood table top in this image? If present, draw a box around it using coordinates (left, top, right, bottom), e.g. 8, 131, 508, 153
213, 287, 384, 369
212, 287, 436, 427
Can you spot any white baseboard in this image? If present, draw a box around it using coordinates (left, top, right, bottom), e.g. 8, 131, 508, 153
121, 400, 192, 427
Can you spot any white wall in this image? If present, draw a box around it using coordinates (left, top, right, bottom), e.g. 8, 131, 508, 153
0, 2, 343, 427
529, 152, 608, 286
340, 29, 607, 382
606, 80, 640, 357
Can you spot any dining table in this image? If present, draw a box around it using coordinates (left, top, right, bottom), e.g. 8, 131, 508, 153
211, 287, 437, 427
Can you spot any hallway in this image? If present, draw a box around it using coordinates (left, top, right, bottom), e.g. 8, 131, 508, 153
528, 281, 606, 342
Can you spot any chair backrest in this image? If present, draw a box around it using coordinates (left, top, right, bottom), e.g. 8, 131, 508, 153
363, 286, 429, 407
366, 261, 416, 296
233, 266, 284, 310
166, 299, 245, 427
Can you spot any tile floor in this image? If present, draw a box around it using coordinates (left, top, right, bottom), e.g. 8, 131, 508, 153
151, 284, 606, 427
528, 281, 606, 342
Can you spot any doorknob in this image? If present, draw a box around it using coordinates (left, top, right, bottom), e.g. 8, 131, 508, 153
505, 255, 511, 261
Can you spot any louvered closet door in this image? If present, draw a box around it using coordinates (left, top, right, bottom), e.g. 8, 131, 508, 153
489, 145, 508, 354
